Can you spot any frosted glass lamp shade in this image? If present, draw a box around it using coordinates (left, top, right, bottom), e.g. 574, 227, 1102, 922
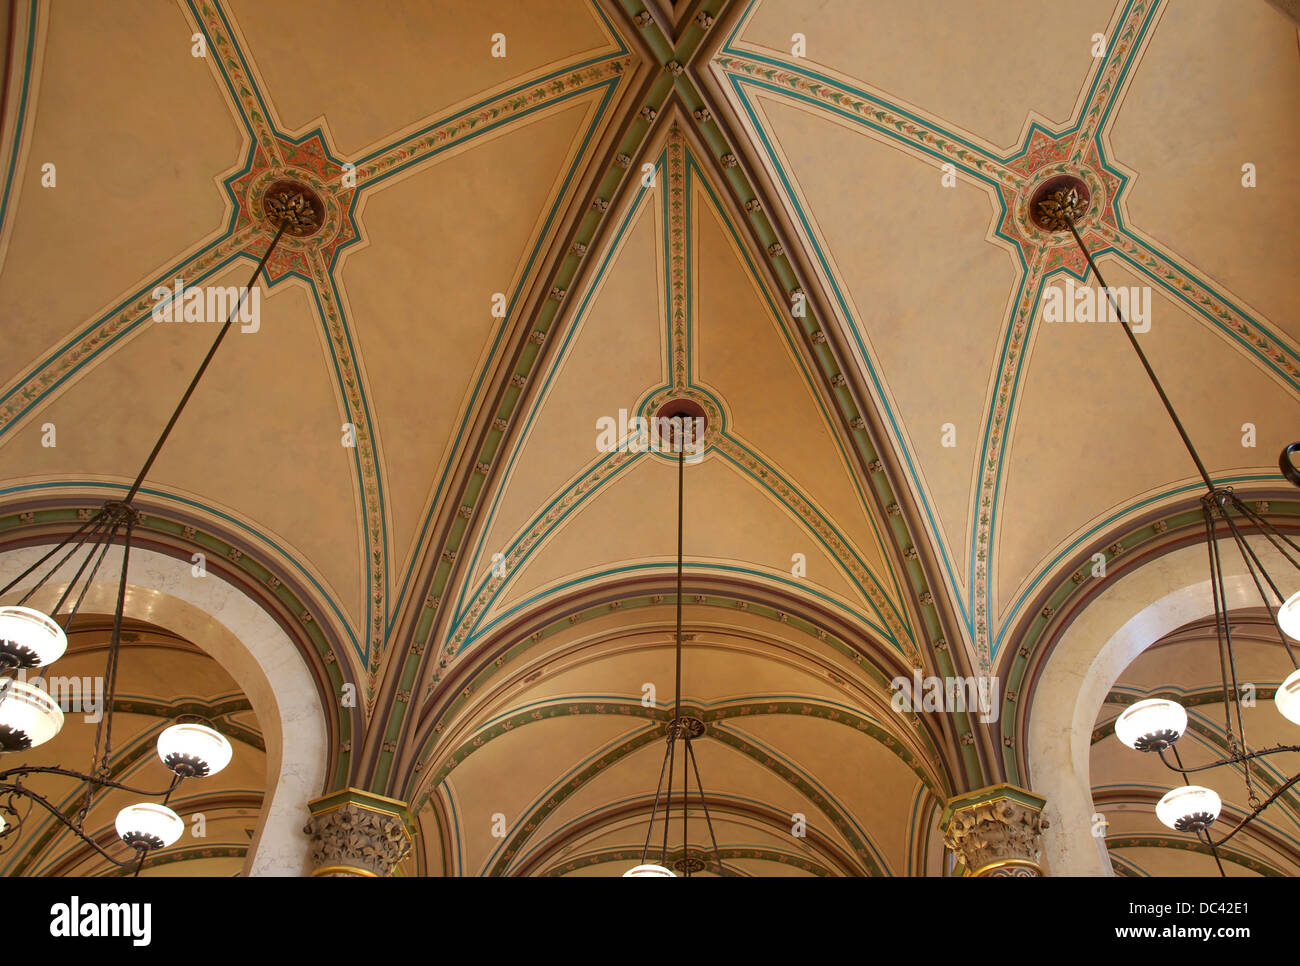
115, 803, 184, 850
1278, 592, 1300, 640
623, 864, 675, 877
0, 679, 64, 751
1275, 668, 1300, 726
1155, 786, 1221, 832
157, 723, 232, 777
1115, 698, 1187, 751
0, 606, 67, 669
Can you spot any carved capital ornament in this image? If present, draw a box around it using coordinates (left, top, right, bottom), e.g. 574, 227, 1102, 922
940, 784, 1048, 876
305, 788, 414, 877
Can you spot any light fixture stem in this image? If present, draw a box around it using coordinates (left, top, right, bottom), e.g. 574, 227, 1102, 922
121, 220, 289, 506
1203, 505, 1238, 737
1222, 496, 1300, 669
671, 443, 684, 870
0, 509, 103, 599
100, 514, 133, 770
1157, 742, 1300, 774
162, 771, 183, 806
0, 780, 141, 869
640, 735, 673, 864
1064, 217, 1216, 494
1206, 769, 1300, 846
80, 514, 133, 832
1170, 745, 1192, 786
687, 739, 724, 876
1209, 513, 1251, 757
57, 525, 116, 637
1196, 828, 1227, 877
674, 445, 683, 724
662, 732, 676, 864
39, 513, 113, 619
682, 738, 690, 877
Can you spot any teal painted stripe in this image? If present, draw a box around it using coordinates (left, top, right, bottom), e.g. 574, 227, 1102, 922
0, 0, 38, 237
715, 445, 900, 646
439, 782, 463, 875
451, 169, 661, 627
729, 75, 1005, 188
201, 0, 282, 144
711, 721, 891, 874
905, 784, 929, 875
992, 474, 1285, 654
353, 0, 630, 169
470, 693, 895, 733
720, 0, 1142, 169
977, 269, 1047, 656
720, 53, 1003, 167
1116, 236, 1300, 376
585, 0, 631, 58
353, 48, 623, 168
390, 79, 620, 627
0, 240, 271, 440
685, 151, 915, 637
728, 74, 994, 636
463, 560, 890, 651
358, 78, 619, 188
1093, 0, 1158, 141
480, 726, 652, 873
0, 479, 360, 655
457, 448, 642, 643
306, 274, 386, 661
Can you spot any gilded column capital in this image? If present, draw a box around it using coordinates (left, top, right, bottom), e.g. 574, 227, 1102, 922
304, 787, 415, 877
940, 783, 1048, 876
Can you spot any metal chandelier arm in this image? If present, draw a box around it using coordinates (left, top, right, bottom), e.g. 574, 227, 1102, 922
1157, 744, 1300, 774
640, 732, 674, 866
1202, 770, 1300, 847
122, 218, 289, 505
0, 220, 288, 624
15, 512, 111, 611
0, 222, 286, 865
628, 417, 725, 877
2, 220, 288, 611
1195, 827, 1228, 877
0, 781, 142, 869
1063, 216, 1216, 494
0, 511, 104, 600
0, 764, 177, 798
1066, 201, 1300, 869
686, 740, 723, 874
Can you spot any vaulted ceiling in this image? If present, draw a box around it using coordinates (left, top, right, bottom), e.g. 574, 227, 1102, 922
0, 0, 1296, 875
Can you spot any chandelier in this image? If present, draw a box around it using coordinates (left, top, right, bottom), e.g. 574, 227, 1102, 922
0, 213, 293, 873
623, 405, 723, 877
1035, 184, 1300, 873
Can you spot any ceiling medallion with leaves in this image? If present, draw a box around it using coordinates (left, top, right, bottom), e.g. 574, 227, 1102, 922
262, 180, 326, 237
